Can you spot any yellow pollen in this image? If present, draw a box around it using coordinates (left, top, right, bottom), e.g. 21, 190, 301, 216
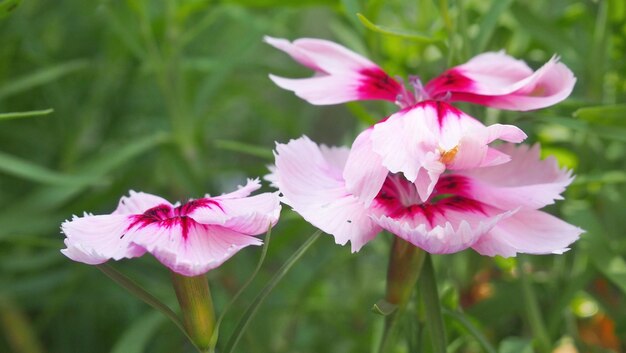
439, 146, 459, 164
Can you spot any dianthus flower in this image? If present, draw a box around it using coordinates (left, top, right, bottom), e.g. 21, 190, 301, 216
265, 36, 575, 111
61, 179, 281, 276
268, 136, 582, 255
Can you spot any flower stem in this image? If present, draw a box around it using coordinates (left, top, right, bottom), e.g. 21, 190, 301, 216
378, 237, 426, 353
223, 230, 322, 353
518, 256, 551, 353
170, 272, 215, 352
419, 254, 447, 353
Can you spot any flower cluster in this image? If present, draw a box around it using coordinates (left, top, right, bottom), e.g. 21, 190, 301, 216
266, 36, 582, 256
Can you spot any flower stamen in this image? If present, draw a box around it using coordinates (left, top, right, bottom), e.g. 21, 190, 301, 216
439, 146, 459, 165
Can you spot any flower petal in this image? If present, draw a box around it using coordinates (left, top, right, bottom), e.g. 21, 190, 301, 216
213, 178, 261, 199
268, 74, 372, 105
372, 202, 515, 254
426, 52, 576, 111
266, 36, 402, 104
61, 214, 146, 264
273, 136, 380, 252
458, 144, 573, 210
113, 191, 174, 215
265, 36, 378, 74
370, 101, 524, 200
472, 209, 583, 257
189, 192, 281, 235
343, 128, 389, 206
131, 222, 262, 276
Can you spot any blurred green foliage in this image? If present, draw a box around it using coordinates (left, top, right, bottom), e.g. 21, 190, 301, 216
0, 0, 625, 352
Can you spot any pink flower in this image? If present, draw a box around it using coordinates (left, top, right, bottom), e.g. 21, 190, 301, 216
268, 136, 582, 255
266, 36, 575, 111
61, 179, 281, 276
345, 100, 527, 203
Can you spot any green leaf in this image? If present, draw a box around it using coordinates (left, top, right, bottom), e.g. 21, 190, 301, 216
573, 104, 626, 126
473, 0, 515, 53
0, 0, 21, 19
0, 60, 88, 100
78, 132, 170, 177
223, 230, 322, 353
418, 255, 447, 353
0, 151, 100, 186
517, 257, 551, 353
510, 4, 579, 60
0, 295, 44, 353
532, 116, 626, 142
0, 108, 53, 121
0, 133, 171, 240
209, 226, 273, 352
97, 265, 189, 341
357, 13, 443, 43
443, 309, 497, 353
99, 5, 146, 60
110, 312, 166, 353
214, 140, 273, 160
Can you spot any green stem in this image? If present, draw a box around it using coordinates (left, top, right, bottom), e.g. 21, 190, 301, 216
223, 230, 322, 353
170, 273, 215, 352
518, 257, 551, 353
419, 254, 447, 353
208, 227, 273, 352
378, 237, 426, 353
96, 265, 200, 351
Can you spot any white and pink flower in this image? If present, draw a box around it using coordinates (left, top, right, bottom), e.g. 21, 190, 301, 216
268, 136, 582, 255
61, 179, 281, 276
266, 36, 575, 111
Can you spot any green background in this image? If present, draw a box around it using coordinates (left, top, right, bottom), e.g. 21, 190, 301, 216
0, 0, 625, 352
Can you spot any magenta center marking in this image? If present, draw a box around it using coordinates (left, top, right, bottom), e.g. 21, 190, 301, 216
126, 199, 222, 239
373, 173, 485, 226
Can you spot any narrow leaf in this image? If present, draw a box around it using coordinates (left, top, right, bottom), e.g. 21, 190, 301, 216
110, 312, 166, 353
510, 4, 579, 59
418, 254, 447, 353
474, 0, 515, 53
0, 295, 45, 353
96, 265, 188, 340
573, 104, 626, 126
532, 116, 626, 142
517, 257, 551, 352
357, 13, 442, 43
0, 60, 88, 99
0, 150, 100, 186
443, 309, 497, 353
0, 132, 171, 239
79, 132, 170, 177
214, 140, 273, 160
0, 108, 53, 120
223, 230, 322, 353
209, 226, 273, 352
